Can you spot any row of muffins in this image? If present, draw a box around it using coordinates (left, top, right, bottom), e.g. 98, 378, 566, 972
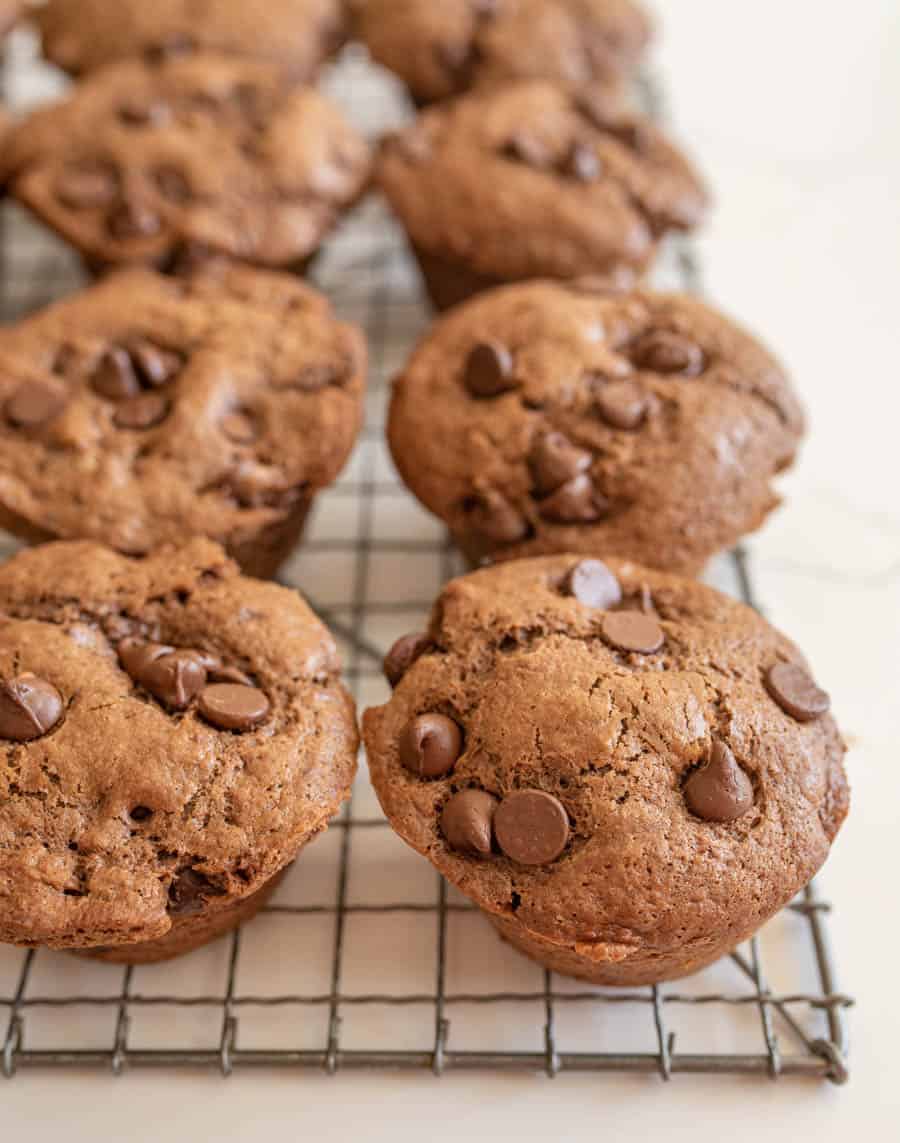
0, 2, 848, 982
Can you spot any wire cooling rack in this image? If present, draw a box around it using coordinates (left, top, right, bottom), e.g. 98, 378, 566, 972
0, 32, 852, 1082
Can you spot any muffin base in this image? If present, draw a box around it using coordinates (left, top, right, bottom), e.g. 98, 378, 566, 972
490, 912, 746, 987
0, 498, 312, 581
73, 869, 287, 965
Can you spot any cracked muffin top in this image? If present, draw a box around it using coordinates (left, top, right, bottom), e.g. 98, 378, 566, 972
0, 263, 365, 563
363, 555, 848, 970
355, 0, 652, 105
378, 81, 707, 288
0, 53, 371, 272
0, 539, 358, 950
36, 0, 346, 79
388, 280, 803, 574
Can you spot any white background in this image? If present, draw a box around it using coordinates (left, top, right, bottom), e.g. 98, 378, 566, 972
3, 0, 900, 1137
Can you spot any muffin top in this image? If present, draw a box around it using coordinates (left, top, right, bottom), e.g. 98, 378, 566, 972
0, 53, 371, 271
36, 0, 346, 79
378, 81, 707, 285
364, 555, 847, 962
388, 280, 803, 574
355, 0, 652, 105
0, 263, 365, 556
0, 539, 358, 949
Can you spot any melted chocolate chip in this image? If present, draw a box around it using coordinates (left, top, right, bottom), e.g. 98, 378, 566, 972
167, 867, 225, 917
463, 341, 517, 398
0, 673, 64, 741
563, 142, 602, 182
562, 559, 622, 609
494, 789, 570, 866
601, 610, 665, 654
153, 166, 192, 204
220, 410, 258, 444
465, 487, 529, 544
108, 199, 161, 241
130, 341, 183, 387
92, 347, 141, 400
56, 162, 119, 209
764, 663, 830, 722
441, 789, 498, 855
383, 632, 432, 688
113, 392, 170, 430
684, 741, 754, 822
399, 713, 463, 778
5, 381, 68, 428
537, 473, 608, 523
197, 683, 270, 731
595, 379, 648, 430
503, 132, 553, 169
632, 330, 706, 376
140, 651, 207, 711
528, 431, 592, 496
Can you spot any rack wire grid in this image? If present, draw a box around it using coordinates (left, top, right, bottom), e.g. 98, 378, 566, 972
0, 30, 852, 1083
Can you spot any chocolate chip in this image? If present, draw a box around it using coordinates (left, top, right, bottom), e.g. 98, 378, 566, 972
563, 142, 602, 182
118, 639, 171, 679
399, 713, 463, 778
0, 673, 64, 741
764, 662, 830, 722
129, 341, 183, 387
504, 132, 553, 168
56, 163, 119, 209
441, 789, 498, 855
153, 166, 191, 204
383, 632, 432, 688
684, 741, 754, 822
113, 392, 170, 430
167, 867, 225, 917
601, 610, 665, 654
197, 683, 270, 731
118, 100, 170, 127
5, 381, 68, 428
595, 379, 648, 430
129, 805, 154, 822
463, 341, 516, 398
537, 473, 607, 524
632, 330, 706, 376
562, 559, 622, 609
220, 410, 258, 444
465, 487, 529, 544
528, 430, 592, 495
140, 651, 207, 710
494, 789, 570, 865
92, 347, 141, 400
207, 663, 254, 686
107, 199, 161, 241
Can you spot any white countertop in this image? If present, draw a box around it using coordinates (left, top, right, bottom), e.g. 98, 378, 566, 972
2, 0, 898, 1136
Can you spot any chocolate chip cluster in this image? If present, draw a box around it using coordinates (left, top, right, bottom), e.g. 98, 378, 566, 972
381, 558, 834, 860
459, 326, 709, 545
117, 638, 270, 731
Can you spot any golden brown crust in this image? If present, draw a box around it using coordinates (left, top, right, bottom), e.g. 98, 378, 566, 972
387, 280, 803, 574
0, 539, 358, 953
0, 53, 371, 272
36, 0, 346, 79
363, 555, 848, 984
0, 264, 366, 571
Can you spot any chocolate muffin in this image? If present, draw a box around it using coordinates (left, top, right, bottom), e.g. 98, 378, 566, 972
364, 555, 848, 985
0, 538, 358, 963
377, 81, 707, 308
0, 53, 371, 274
387, 280, 803, 575
354, 0, 652, 107
0, 263, 366, 578
36, 0, 346, 80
